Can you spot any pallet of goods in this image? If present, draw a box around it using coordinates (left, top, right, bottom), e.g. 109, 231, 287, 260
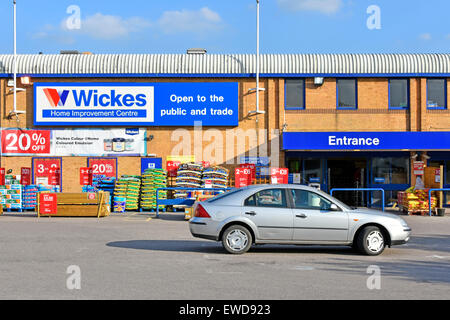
201, 166, 229, 189
398, 187, 438, 215
113, 176, 141, 212
0, 185, 22, 211
173, 163, 204, 209
22, 185, 39, 210
140, 168, 167, 211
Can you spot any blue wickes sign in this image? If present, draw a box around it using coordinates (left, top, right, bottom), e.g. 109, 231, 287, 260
283, 132, 450, 150
34, 82, 238, 126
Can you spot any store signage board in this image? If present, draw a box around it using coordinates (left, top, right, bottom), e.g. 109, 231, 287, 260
88, 158, 117, 178
0, 168, 5, 185
240, 164, 256, 181
80, 167, 93, 185
283, 132, 450, 150
235, 168, 252, 188
0, 128, 146, 157
271, 168, 289, 184
413, 161, 425, 175
39, 193, 57, 215
34, 159, 61, 185
34, 82, 238, 126
20, 167, 32, 185
141, 158, 163, 174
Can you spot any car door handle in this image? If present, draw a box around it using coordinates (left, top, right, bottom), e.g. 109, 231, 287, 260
245, 211, 257, 216
296, 214, 307, 218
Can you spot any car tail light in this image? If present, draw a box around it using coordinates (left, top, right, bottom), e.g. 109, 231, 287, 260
194, 204, 211, 218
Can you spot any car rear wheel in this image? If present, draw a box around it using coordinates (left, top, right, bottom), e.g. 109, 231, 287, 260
222, 225, 252, 254
356, 226, 386, 256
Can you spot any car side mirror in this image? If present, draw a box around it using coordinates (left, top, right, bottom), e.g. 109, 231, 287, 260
329, 203, 340, 211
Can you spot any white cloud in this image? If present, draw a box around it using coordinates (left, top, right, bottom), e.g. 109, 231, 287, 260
277, 0, 343, 15
61, 13, 152, 40
158, 7, 223, 35
419, 33, 432, 41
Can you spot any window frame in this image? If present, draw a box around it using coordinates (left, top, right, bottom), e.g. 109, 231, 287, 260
284, 78, 306, 110
426, 78, 447, 110
289, 188, 337, 211
243, 188, 289, 209
388, 78, 410, 110
336, 78, 358, 110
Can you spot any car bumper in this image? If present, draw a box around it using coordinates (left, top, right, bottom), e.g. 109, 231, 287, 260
390, 227, 411, 246
189, 218, 220, 241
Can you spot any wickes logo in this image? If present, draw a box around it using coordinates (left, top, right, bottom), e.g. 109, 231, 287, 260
43, 88, 147, 107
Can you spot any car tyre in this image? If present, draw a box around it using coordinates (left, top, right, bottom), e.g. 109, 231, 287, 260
356, 226, 386, 256
222, 225, 252, 254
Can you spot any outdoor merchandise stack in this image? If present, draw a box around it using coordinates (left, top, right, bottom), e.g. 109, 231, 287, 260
201, 166, 229, 188
22, 185, 39, 210
398, 187, 438, 213
0, 185, 22, 210
140, 168, 167, 211
113, 176, 141, 212
173, 162, 204, 208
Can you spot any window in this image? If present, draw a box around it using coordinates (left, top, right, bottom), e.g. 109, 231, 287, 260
337, 79, 357, 109
389, 79, 409, 109
290, 189, 333, 211
427, 79, 447, 109
372, 157, 409, 185
244, 189, 287, 208
285, 79, 305, 109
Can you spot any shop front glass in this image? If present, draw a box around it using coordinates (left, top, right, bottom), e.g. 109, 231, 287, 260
371, 157, 409, 206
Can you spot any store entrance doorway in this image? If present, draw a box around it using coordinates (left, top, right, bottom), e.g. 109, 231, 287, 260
328, 159, 366, 207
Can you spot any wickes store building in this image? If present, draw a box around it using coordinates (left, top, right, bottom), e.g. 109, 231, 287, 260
1, 53, 450, 207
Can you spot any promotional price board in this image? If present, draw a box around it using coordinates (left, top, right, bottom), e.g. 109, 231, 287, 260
33, 158, 62, 186
271, 168, 289, 184
88, 158, 117, 178
240, 163, 256, 181
235, 167, 253, 188
413, 161, 425, 176
167, 161, 181, 177
1, 129, 51, 155
39, 193, 57, 215
0, 168, 5, 185
80, 167, 93, 185
20, 167, 32, 185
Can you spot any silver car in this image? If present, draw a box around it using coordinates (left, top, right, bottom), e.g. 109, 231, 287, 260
189, 184, 411, 255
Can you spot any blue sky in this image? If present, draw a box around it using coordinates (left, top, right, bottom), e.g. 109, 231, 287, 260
0, 0, 449, 54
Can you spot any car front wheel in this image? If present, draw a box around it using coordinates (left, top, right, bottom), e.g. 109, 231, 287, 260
356, 226, 386, 256
222, 225, 252, 254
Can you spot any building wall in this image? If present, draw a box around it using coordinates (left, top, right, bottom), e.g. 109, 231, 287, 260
1, 76, 450, 192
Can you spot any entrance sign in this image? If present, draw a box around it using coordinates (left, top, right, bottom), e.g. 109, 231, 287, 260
34, 82, 239, 126
283, 132, 450, 150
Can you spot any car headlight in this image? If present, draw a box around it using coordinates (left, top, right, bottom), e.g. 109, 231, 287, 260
399, 219, 409, 228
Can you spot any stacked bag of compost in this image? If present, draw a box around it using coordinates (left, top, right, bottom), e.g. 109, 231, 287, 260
113, 176, 141, 212
140, 168, 167, 211
201, 166, 229, 188
173, 162, 204, 208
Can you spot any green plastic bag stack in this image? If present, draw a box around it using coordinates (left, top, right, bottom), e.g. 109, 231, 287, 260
113, 175, 141, 211
140, 169, 167, 211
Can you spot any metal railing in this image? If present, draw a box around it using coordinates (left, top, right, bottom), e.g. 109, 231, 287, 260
330, 188, 385, 212
155, 187, 232, 217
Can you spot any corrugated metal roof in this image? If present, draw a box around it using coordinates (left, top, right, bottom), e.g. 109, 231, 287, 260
0, 53, 449, 75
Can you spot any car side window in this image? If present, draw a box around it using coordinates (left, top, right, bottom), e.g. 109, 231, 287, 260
290, 189, 333, 211
245, 189, 287, 208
